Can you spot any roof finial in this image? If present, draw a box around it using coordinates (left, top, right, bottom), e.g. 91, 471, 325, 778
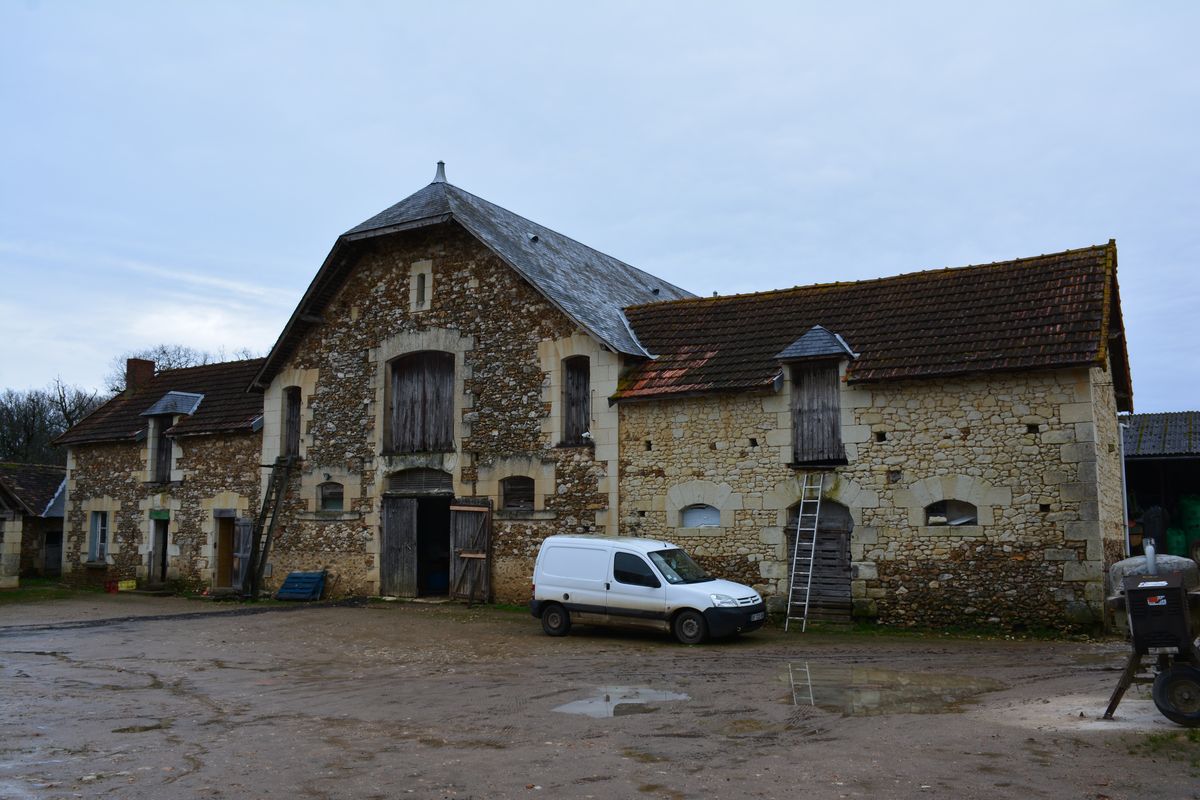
433, 160, 446, 183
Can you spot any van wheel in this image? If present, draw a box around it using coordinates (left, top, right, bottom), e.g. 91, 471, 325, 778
541, 603, 571, 637
673, 610, 707, 645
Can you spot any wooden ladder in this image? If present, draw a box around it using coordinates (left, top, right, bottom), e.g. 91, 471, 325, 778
244, 456, 294, 598
784, 472, 823, 632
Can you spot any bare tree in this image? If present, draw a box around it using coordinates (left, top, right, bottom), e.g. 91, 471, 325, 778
103, 344, 260, 393
0, 380, 103, 465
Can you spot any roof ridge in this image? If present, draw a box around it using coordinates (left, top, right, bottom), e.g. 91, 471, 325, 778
624, 242, 1112, 312
155, 356, 266, 376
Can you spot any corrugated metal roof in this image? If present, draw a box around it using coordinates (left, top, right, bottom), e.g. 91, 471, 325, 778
254, 169, 694, 387
1123, 412, 1200, 458
140, 391, 204, 417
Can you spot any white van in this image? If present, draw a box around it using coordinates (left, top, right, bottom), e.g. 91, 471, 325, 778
530, 535, 766, 644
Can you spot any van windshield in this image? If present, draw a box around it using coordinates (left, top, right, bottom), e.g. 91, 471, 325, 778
649, 548, 712, 584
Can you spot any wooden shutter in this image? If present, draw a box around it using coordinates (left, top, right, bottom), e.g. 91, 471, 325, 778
387, 468, 453, 495
154, 417, 173, 481
791, 363, 843, 463
390, 352, 454, 453
380, 496, 418, 596
233, 518, 254, 591
284, 387, 301, 456
563, 356, 590, 444
449, 499, 491, 604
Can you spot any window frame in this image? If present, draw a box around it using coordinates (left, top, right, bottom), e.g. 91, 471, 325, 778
680, 503, 721, 528
283, 386, 302, 457
88, 511, 109, 563
613, 552, 661, 589
924, 499, 978, 527
500, 476, 535, 511
318, 481, 345, 512
561, 355, 591, 446
152, 415, 174, 482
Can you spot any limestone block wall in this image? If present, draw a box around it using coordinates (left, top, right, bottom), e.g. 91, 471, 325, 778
0, 514, 22, 588
263, 224, 616, 599
618, 366, 1114, 629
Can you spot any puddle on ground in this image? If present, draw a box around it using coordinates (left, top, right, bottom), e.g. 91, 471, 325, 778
786, 662, 1003, 716
553, 687, 689, 718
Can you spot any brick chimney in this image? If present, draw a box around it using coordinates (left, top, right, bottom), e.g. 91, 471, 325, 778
125, 358, 155, 394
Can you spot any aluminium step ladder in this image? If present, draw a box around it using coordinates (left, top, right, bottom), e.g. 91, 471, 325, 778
789, 661, 816, 707
784, 472, 823, 632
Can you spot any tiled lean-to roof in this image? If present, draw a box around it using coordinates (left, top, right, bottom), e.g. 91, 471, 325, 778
1122, 412, 1200, 458
252, 163, 693, 387
618, 242, 1131, 410
0, 463, 66, 517
55, 359, 266, 446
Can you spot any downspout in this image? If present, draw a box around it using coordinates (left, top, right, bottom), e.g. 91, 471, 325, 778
1118, 419, 1130, 557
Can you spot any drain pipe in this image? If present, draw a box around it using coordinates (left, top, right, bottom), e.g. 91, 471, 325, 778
1119, 419, 1131, 558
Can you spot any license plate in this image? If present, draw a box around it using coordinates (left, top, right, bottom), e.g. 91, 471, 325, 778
750, 612, 765, 621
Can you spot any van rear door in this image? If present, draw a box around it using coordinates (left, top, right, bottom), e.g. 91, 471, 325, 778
539, 544, 608, 614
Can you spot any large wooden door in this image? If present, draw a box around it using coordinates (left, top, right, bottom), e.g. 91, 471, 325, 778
215, 518, 235, 588
381, 496, 418, 597
449, 500, 491, 603
233, 518, 254, 592
788, 501, 852, 620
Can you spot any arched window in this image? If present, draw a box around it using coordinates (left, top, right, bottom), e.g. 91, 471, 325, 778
562, 355, 590, 445
318, 482, 344, 512
925, 500, 978, 526
388, 351, 454, 453
680, 504, 720, 528
501, 476, 535, 510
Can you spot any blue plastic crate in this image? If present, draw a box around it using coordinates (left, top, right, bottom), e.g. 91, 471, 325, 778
275, 570, 326, 601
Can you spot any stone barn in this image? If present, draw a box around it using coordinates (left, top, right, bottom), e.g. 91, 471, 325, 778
57, 165, 1133, 628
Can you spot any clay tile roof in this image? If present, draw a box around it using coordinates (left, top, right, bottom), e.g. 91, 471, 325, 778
1123, 412, 1200, 458
55, 358, 266, 446
618, 242, 1132, 410
0, 463, 66, 517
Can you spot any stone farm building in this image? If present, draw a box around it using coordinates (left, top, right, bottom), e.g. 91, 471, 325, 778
0, 462, 66, 587
56, 165, 1133, 629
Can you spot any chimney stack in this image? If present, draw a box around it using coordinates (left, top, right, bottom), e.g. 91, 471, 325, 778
125, 358, 155, 394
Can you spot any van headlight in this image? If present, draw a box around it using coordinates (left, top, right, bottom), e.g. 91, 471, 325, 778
709, 594, 738, 608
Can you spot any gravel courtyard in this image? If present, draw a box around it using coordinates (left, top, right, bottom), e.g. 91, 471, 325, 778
1, 595, 1197, 799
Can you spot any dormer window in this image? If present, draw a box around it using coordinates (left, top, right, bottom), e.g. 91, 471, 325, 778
775, 325, 855, 467
152, 415, 173, 482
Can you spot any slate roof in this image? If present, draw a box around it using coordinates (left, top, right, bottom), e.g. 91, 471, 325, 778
776, 325, 858, 361
1123, 412, 1200, 458
253, 165, 693, 387
0, 463, 66, 517
56, 359, 266, 446
618, 242, 1132, 409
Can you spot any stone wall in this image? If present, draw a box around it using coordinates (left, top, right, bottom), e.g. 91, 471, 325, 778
618, 366, 1114, 629
63, 432, 260, 589
1089, 364, 1127, 568
18, 515, 56, 576
260, 224, 616, 599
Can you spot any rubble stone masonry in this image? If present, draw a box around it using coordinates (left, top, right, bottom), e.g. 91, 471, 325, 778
260, 225, 616, 599
619, 365, 1120, 629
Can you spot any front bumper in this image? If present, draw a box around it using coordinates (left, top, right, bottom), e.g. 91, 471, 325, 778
703, 603, 767, 638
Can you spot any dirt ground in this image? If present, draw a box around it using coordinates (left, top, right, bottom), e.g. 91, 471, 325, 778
1, 596, 1198, 800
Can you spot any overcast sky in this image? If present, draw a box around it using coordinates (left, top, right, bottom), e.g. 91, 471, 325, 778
2, 2, 1197, 412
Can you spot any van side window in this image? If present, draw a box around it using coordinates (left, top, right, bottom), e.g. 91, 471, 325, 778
614, 552, 660, 588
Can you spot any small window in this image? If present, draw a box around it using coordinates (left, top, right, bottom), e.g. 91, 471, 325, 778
88, 511, 108, 562
283, 386, 302, 457
925, 500, 978, 526
680, 504, 720, 528
416, 272, 427, 307
501, 476, 535, 511
318, 482, 344, 512
613, 552, 660, 588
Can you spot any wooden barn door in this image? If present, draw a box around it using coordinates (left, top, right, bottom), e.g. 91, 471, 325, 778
788, 501, 852, 621
233, 518, 254, 592
449, 500, 491, 604
380, 496, 418, 597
